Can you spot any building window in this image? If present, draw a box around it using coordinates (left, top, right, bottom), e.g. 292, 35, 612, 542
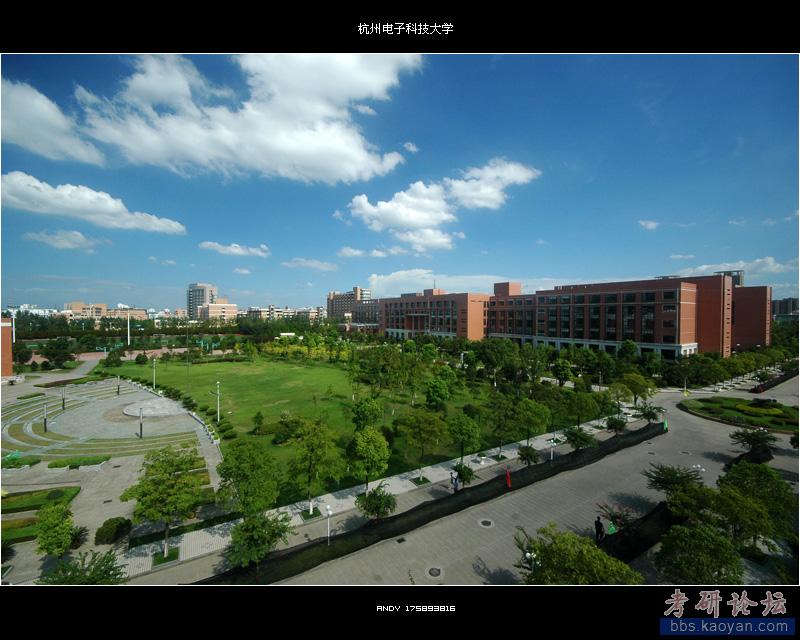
643, 292, 656, 302
663, 290, 676, 301
605, 294, 618, 304
538, 296, 546, 304
640, 305, 655, 343
662, 319, 675, 329
590, 294, 601, 304
663, 335, 676, 343
662, 304, 677, 313
623, 292, 636, 303
574, 295, 585, 304
548, 296, 557, 305
560, 295, 571, 304
623, 305, 636, 340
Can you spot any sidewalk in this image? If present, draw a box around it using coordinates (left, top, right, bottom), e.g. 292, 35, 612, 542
123, 412, 634, 584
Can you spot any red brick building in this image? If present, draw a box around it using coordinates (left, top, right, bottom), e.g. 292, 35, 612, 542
380, 289, 491, 341
1, 321, 13, 378
379, 275, 771, 359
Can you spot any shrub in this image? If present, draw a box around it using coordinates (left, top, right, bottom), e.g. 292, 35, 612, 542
48, 456, 110, 469
41, 361, 53, 371
517, 445, 540, 466
736, 403, 783, 417
2, 455, 42, 469
70, 525, 89, 549
221, 431, 238, 440
199, 405, 210, 413
135, 353, 148, 365
452, 462, 475, 484
94, 517, 132, 545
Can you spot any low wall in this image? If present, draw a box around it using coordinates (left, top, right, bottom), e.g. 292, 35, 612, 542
200, 421, 667, 585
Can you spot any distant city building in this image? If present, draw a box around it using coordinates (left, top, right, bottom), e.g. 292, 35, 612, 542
62, 301, 107, 319
5, 304, 59, 318
197, 302, 238, 323
327, 286, 371, 320
104, 308, 149, 320
186, 283, 218, 320
772, 297, 798, 316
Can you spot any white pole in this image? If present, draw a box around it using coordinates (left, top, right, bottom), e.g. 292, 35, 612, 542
11, 314, 15, 343
216, 381, 220, 424
127, 312, 131, 347
153, 357, 156, 390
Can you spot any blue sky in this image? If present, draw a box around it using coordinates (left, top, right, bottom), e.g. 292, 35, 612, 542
1, 54, 797, 311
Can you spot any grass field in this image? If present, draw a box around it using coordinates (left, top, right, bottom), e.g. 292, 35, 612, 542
681, 397, 799, 432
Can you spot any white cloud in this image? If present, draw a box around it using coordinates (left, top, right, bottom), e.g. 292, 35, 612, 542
233, 268, 251, 275
638, 220, 660, 231
23, 229, 105, 253
148, 256, 158, 262
370, 249, 388, 258
388, 246, 408, 255
353, 104, 376, 116
1, 171, 186, 234
444, 158, 541, 209
670, 254, 695, 260
677, 256, 798, 277
199, 241, 270, 258
162, 259, 176, 266
763, 218, 777, 226
728, 217, 747, 226
332, 210, 352, 226
281, 258, 338, 271
337, 246, 365, 258
74, 54, 421, 184
1, 78, 104, 165
403, 142, 419, 153
675, 222, 697, 228
536, 239, 547, 245
347, 158, 539, 252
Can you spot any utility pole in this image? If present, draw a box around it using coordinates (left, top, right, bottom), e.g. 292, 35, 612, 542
43, 401, 48, 433
139, 407, 143, 439
62, 386, 66, 411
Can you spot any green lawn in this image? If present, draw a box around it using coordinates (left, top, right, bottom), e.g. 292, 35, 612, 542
2, 486, 81, 513
681, 397, 799, 432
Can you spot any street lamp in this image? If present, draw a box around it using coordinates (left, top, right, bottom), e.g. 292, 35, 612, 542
326, 505, 333, 546
153, 357, 157, 391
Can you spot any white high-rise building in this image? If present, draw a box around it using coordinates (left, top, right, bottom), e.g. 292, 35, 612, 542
186, 283, 218, 320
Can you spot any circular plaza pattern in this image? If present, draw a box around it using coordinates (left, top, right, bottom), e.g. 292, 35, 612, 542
122, 397, 187, 418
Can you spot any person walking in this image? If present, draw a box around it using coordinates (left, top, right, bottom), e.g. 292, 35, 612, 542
594, 516, 606, 545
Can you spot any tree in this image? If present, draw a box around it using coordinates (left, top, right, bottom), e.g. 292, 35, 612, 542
216, 439, 281, 517
608, 382, 633, 415
40, 337, 75, 368
425, 377, 451, 409
398, 411, 447, 481
634, 401, 665, 423
36, 503, 74, 558
569, 392, 599, 429
513, 523, 643, 585
621, 372, 655, 406
655, 524, 744, 583
718, 462, 797, 541
289, 417, 344, 514
226, 512, 294, 580
488, 392, 522, 458
120, 445, 204, 558
355, 482, 397, 520
642, 463, 703, 498
352, 427, 390, 492
729, 428, 778, 456
517, 445, 540, 466
606, 415, 627, 434
563, 425, 597, 451
447, 414, 482, 464
550, 359, 572, 387
515, 398, 551, 446
351, 397, 383, 432
252, 411, 265, 432
103, 351, 123, 367
713, 485, 774, 551
37, 550, 126, 585
12, 342, 32, 365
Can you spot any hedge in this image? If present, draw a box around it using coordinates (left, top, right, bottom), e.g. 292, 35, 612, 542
2, 455, 42, 469
202, 421, 668, 584
2, 486, 81, 513
735, 404, 784, 417
94, 517, 132, 545
47, 455, 110, 469
17, 392, 45, 400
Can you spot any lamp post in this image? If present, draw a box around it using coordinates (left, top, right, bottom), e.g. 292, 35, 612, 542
61, 386, 66, 411
43, 400, 48, 433
152, 357, 157, 391
326, 505, 333, 546
117, 375, 120, 396
139, 407, 144, 439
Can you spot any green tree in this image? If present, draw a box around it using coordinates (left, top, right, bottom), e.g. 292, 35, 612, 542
655, 524, 744, 583
289, 417, 344, 515
621, 372, 655, 406
713, 485, 774, 551
718, 462, 797, 541
135, 352, 148, 365
226, 512, 294, 580
569, 392, 599, 429
550, 358, 572, 387
40, 337, 75, 368
399, 411, 448, 481
103, 351, 123, 367
425, 376, 451, 409
120, 445, 204, 558
642, 463, 703, 498
608, 382, 633, 415
37, 550, 126, 585
354, 482, 397, 520
729, 428, 778, 455
488, 392, 522, 458
634, 401, 665, 423
606, 415, 627, 434
36, 503, 74, 558
12, 342, 32, 365
562, 425, 597, 451
216, 439, 281, 517
252, 411, 265, 432
513, 523, 643, 585
351, 397, 383, 432
352, 427, 390, 492
517, 445, 540, 466
515, 398, 551, 446
447, 413, 482, 464
617, 340, 638, 363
